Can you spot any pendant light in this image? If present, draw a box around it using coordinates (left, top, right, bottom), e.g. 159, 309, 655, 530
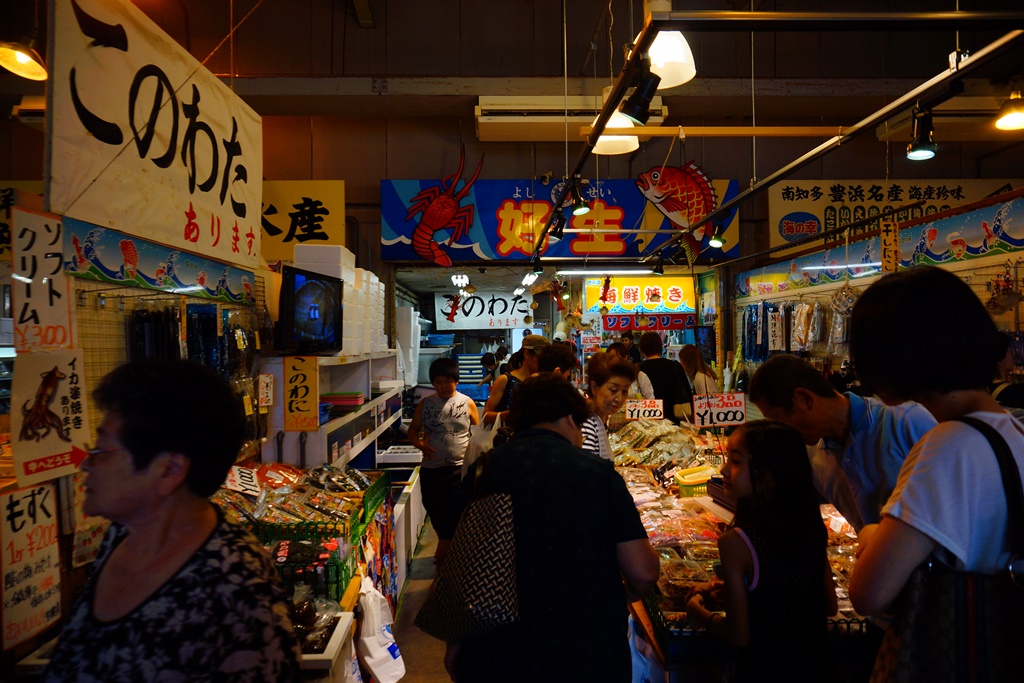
708, 224, 726, 249
570, 180, 590, 216
592, 87, 639, 155
0, 1, 46, 81
633, 0, 696, 90
995, 91, 1024, 131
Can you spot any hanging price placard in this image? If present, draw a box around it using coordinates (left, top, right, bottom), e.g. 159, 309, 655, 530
692, 393, 747, 428
625, 398, 663, 420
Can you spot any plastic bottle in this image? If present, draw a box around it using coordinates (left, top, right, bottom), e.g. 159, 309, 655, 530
722, 352, 734, 392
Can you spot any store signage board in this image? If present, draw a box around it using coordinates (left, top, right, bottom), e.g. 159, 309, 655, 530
603, 313, 696, 331
766, 179, 1020, 250
433, 291, 532, 331
736, 196, 1024, 300
261, 181, 347, 264
382, 176, 741, 264
1, 482, 61, 650
11, 350, 93, 486
692, 393, 746, 428
625, 399, 663, 421
283, 356, 320, 432
48, 0, 263, 270
880, 217, 900, 273
61, 218, 255, 305
11, 208, 76, 353
223, 466, 261, 497
584, 276, 696, 315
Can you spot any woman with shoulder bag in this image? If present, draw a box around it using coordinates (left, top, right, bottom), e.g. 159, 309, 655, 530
847, 266, 1024, 683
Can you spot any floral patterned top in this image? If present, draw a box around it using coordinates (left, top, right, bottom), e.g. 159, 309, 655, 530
44, 508, 301, 682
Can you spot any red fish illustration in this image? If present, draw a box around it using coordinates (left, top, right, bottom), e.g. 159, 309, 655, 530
119, 239, 139, 280
406, 145, 484, 267
20, 366, 71, 443
196, 271, 207, 287
637, 161, 718, 265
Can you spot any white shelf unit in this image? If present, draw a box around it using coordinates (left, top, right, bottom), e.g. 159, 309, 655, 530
260, 351, 402, 468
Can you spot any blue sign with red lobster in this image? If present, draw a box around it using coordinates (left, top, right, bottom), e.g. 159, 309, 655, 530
382, 149, 740, 266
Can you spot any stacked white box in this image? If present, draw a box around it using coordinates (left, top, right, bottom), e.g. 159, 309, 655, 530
395, 307, 420, 386
292, 245, 379, 356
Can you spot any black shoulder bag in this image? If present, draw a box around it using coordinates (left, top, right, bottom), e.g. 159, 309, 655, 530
870, 416, 1024, 683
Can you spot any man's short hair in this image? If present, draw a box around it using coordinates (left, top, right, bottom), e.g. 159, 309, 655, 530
638, 331, 663, 357
507, 373, 588, 432
748, 355, 838, 410
620, 331, 635, 343
480, 353, 496, 367
429, 357, 460, 382
94, 360, 245, 498
537, 343, 578, 374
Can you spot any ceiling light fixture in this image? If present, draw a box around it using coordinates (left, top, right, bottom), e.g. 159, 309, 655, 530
513, 287, 526, 296
570, 180, 590, 216
708, 224, 726, 249
995, 90, 1024, 131
0, 1, 47, 81
653, 252, 665, 275
620, 58, 662, 125
906, 108, 937, 161
556, 268, 653, 276
592, 86, 639, 156
451, 274, 469, 287
522, 273, 539, 286
549, 211, 566, 241
638, 0, 696, 90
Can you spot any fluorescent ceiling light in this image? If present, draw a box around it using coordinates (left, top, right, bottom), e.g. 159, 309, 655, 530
556, 269, 653, 276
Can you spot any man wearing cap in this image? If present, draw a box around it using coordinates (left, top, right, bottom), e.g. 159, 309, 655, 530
553, 330, 568, 343
482, 334, 550, 426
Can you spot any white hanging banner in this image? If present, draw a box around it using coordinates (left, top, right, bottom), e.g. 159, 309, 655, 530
47, 0, 262, 270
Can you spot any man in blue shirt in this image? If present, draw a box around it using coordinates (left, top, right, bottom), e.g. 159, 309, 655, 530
748, 355, 936, 531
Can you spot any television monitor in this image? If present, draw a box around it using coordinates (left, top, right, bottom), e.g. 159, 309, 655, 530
278, 265, 344, 355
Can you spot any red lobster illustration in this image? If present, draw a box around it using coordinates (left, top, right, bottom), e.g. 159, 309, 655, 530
406, 145, 484, 267
442, 294, 462, 323
20, 366, 71, 443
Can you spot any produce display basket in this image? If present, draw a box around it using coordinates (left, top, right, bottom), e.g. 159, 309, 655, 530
674, 465, 718, 498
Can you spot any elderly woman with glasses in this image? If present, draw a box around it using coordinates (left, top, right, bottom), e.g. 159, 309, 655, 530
434, 373, 659, 683
44, 360, 300, 682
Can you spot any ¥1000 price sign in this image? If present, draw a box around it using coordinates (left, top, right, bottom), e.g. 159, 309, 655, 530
692, 393, 747, 428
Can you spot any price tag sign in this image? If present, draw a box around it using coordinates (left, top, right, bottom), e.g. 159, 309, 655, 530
1, 483, 61, 650
223, 466, 261, 497
692, 393, 747, 428
258, 373, 274, 407
625, 398, 664, 420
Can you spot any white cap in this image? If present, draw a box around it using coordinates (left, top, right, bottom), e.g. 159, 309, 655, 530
553, 331, 568, 342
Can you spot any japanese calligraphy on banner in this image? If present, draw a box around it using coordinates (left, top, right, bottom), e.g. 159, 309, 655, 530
284, 356, 320, 432
625, 399, 664, 420
2, 185, 46, 259
62, 218, 255, 305
584, 276, 695, 314
1, 483, 61, 650
382, 176, 741, 264
47, 0, 262, 270
12, 208, 75, 352
880, 217, 900, 273
692, 393, 747, 428
603, 314, 696, 331
261, 181, 346, 263
736, 197, 1024, 300
767, 179, 1019, 249
433, 291, 532, 331
11, 350, 92, 486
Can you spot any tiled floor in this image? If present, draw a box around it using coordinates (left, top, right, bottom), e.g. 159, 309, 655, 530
391, 522, 451, 682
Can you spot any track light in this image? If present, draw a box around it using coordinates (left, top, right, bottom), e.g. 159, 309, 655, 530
549, 211, 566, 241
653, 252, 665, 276
570, 181, 590, 216
620, 59, 661, 125
530, 253, 544, 275
996, 91, 1024, 131
906, 109, 937, 161
708, 224, 726, 249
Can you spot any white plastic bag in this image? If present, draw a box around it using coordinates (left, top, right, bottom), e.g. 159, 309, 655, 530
355, 576, 405, 683
629, 615, 666, 683
462, 412, 502, 477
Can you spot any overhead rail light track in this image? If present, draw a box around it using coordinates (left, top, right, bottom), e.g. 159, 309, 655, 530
531, 9, 1024, 261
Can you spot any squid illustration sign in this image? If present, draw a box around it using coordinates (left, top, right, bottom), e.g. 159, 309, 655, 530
382, 156, 741, 266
